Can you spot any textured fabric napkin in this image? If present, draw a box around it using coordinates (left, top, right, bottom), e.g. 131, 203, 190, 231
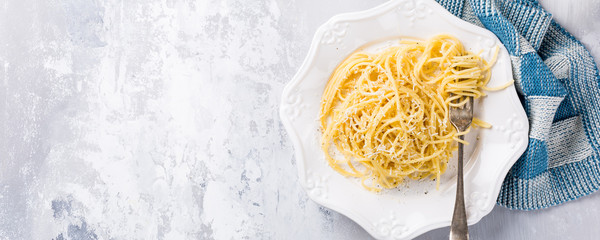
435, 0, 600, 210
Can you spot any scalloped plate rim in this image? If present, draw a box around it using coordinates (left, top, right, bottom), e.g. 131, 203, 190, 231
279, 0, 529, 239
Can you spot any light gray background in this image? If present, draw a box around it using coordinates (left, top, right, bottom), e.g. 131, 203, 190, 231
1, 0, 599, 239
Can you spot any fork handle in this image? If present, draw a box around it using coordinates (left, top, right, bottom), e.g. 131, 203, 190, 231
450, 135, 468, 240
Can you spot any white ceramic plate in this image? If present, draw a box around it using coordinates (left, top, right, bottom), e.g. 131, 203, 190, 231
279, 0, 529, 239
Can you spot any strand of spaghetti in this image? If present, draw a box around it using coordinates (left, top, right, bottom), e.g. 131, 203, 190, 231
482, 79, 514, 91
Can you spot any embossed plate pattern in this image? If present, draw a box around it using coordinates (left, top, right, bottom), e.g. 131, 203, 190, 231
279, 0, 529, 239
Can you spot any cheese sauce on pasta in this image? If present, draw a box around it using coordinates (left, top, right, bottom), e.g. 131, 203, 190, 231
319, 34, 511, 191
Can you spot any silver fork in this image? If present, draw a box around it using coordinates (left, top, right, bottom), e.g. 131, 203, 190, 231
449, 96, 473, 240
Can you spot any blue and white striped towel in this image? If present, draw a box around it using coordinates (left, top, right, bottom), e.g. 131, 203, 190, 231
436, 0, 600, 210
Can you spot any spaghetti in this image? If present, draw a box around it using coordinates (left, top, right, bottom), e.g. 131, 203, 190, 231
319, 34, 511, 191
